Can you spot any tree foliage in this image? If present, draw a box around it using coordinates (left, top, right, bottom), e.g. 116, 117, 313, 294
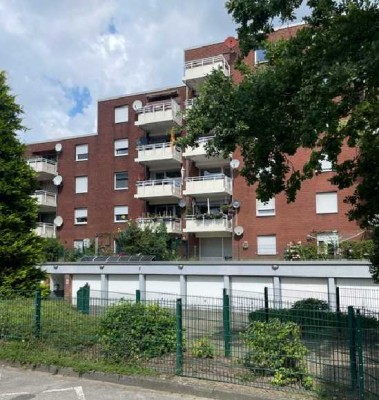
115, 221, 176, 261
182, 0, 379, 278
0, 71, 44, 293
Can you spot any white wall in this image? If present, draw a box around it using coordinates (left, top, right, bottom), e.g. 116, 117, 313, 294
337, 278, 378, 310
72, 274, 101, 297
145, 275, 180, 301
108, 275, 139, 300
231, 277, 273, 297
280, 278, 329, 305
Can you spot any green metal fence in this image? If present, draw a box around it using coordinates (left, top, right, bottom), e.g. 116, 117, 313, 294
0, 287, 378, 399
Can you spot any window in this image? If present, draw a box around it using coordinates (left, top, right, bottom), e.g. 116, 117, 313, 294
255, 49, 267, 64
257, 235, 277, 255
320, 155, 333, 172
114, 206, 128, 222
316, 192, 338, 214
73, 240, 84, 252
74, 208, 88, 225
114, 172, 128, 190
75, 144, 88, 161
115, 105, 129, 123
114, 139, 128, 156
75, 176, 88, 193
317, 232, 339, 256
256, 198, 275, 216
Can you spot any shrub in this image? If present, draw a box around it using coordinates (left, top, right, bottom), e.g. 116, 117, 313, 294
191, 336, 215, 358
291, 298, 329, 311
241, 319, 312, 389
340, 240, 374, 260
99, 301, 176, 362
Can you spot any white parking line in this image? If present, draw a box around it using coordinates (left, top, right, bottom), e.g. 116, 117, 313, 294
0, 393, 30, 397
1, 386, 86, 399
74, 386, 86, 400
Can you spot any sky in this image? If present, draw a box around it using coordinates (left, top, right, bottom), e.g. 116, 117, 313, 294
0, 0, 238, 144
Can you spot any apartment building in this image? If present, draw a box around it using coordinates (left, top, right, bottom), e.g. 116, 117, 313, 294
26, 24, 362, 260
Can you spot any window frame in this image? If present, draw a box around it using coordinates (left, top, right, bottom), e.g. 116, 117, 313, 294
257, 235, 277, 255
74, 208, 88, 225
256, 197, 276, 217
75, 144, 88, 161
114, 139, 129, 156
114, 205, 128, 223
75, 176, 88, 194
316, 192, 338, 214
114, 171, 128, 190
114, 105, 129, 123
255, 49, 268, 64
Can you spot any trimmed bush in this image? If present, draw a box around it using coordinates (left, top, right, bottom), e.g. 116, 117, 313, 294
99, 301, 176, 362
291, 298, 329, 311
191, 336, 215, 359
241, 319, 312, 389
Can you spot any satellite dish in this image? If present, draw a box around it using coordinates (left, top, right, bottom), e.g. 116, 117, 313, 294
178, 199, 186, 208
234, 225, 244, 236
132, 100, 143, 111
232, 200, 241, 209
54, 216, 63, 227
230, 159, 240, 169
53, 175, 63, 186
55, 143, 62, 152
224, 36, 238, 49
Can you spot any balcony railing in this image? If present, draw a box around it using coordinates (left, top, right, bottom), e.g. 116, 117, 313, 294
183, 135, 214, 157
183, 55, 230, 90
135, 142, 182, 166
184, 214, 233, 236
134, 179, 182, 200
32, 190, 57, 208
27, 157, 57, 179
136, 217, 182, 235
184, 174, 232, 197
185, 98, 196, 109
135, 99, 182, 131
34, 222, 56, 238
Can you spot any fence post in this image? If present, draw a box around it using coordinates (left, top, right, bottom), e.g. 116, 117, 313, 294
336, 287, 341, 331
264, 287, 269, 323
175, 298, 183, 375
33, 289, 41, 338
356, 310, 365, 400
77, 284, 90, 315
136, 290, 141, 303
223, 289, 231, 357
348, 306, 357, 390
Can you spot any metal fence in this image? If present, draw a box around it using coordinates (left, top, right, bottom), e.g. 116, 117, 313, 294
0, 288, 378, 399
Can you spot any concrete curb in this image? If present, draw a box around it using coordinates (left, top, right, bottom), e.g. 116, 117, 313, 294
0, 360, 291, 400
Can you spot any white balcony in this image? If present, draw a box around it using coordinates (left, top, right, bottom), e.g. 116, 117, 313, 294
184, 174, 232, 198
134, 179, 182, 204
136, 217, 182, 235
34, 222, 56, 238
184, 214, 233, 238
32, 190, 57, 212
135, 142, 182, 169
135, 99, 182, 134
183, 55, 230, 91
27, 157, 57, 180
183, 136, 230, 168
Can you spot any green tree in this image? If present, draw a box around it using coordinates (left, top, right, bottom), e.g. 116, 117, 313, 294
115, 221, 176, 261
183, 0, 379, 279
0, 71, 44, 293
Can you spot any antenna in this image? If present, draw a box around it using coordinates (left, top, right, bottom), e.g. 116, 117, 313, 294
234, 225, 244, 236
232, 199, 241, 209
53, 175, 63, 186
178, 199, 186, 208
224, 36, 238, 49
55, 143, 62, 152
132, 100, 143, 111
54, 216, 63, 227
230, 159, 240, 169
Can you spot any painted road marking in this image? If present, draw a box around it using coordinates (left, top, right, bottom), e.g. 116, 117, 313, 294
0, 386, 86, 399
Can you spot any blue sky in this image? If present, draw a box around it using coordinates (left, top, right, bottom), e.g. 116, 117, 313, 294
0, 1, 306, 144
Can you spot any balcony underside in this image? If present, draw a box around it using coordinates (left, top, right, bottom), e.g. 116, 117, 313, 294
135, 119, 179, 135
183, 152, 230, 169
134, 157, 182, 170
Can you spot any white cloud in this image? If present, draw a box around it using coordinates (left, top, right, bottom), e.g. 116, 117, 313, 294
0, 0, 236, 143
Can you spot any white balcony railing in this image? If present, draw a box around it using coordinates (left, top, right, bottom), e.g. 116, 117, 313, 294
135, 179, 182, 200
183, 55, 230, 90
34, 222, 56, 238
184, 174, 232, 197
135, 142, 182, 165
185, 98, 196, 109
32, 190, 57, 208
135, 99, 182, 129
184, 214, 233, 236
183, 135, 215, 158
136, 217, 182, 235
27, 157, 57, 178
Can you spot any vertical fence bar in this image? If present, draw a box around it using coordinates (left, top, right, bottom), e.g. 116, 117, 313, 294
175, 298, 183, 375
33, 289, 41, 338
136, 290, 141, 303
356, 310, 365, 400
348, 306, 357, 391
264, 287, 269, 323
223, 290, 231, 357
336, 287, 341, 331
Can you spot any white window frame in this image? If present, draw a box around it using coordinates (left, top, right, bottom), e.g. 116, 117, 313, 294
73, 240, 84, 252
74, 208, 88, 225
114, 172, 128, 190
320, 155, 333, 172
316, 192, 338, 214
115, 105, 129, 123
256, 198, 275, 217
255, 49, 267, 64
114, 206, 128, 223
257, 235, 277, 255
114, 139, 129, 156
317, 232, 339, 256
75, 144, 88, 161
75, 176, 88, 194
